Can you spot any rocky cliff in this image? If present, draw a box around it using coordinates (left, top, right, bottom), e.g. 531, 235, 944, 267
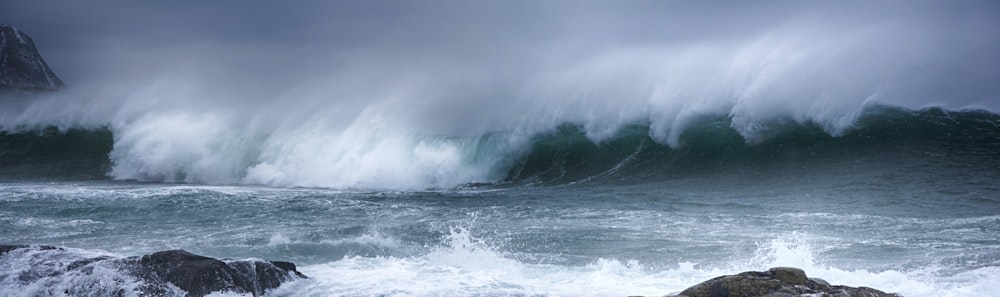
0, 24, 64, 93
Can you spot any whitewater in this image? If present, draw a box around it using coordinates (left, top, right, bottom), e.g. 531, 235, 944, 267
3, 96, 999, 296
2, 2, 1000, 296
2, 174, 999, 296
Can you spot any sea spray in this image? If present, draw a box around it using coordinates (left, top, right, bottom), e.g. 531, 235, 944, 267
4, 18, 999, 189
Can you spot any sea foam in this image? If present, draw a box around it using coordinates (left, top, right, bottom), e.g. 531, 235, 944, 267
280, 228, 997, 297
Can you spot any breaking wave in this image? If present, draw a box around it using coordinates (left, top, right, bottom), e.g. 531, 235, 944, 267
1, 104, 997, 189
3, 10, 998, 189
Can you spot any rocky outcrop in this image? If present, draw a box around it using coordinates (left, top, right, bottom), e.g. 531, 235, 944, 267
669, 267, 900, 297
0, 245, 307, 297
0, 24, 64, 93
125, 250, 306, 296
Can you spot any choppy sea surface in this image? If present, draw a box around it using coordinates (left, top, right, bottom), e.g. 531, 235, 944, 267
2, 106, 1000, 296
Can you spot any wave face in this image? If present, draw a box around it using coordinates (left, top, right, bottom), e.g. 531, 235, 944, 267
1, 105, 998, 188
507, 106, 1000, 185
0, 127, 112, 179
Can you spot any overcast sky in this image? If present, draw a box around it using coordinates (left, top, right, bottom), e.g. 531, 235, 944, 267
3, 0, 999, 123
5, 1, 800, 82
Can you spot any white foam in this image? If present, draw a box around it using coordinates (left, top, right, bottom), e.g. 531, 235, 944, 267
292, 227, 708, 297
6, 216, 103, 228
0, 247, 152, 297
1, 227, 996, 296
277, 230, 1000, 297
264, 230, 403, 250
239, 111, 516, 189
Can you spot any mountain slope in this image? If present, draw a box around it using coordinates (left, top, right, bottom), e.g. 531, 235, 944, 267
0, 24, 64, 92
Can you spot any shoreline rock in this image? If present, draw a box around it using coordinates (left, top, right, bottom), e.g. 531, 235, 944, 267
0, 244, 308, 297
668, 267, 901, 297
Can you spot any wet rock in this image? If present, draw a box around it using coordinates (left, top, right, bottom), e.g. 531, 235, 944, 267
767, 267, 808, 286
0, 245, 307, 297
126, 249, 308, 296
669, 267, 901, 297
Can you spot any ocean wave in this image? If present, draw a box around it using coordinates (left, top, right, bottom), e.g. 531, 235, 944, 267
1, 105, 998, 188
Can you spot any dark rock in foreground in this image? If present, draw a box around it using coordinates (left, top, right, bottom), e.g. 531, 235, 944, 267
1, 245, 307, 297
0, 24, 64, 93
669, 267, 900, 297
126, 250, 307, 296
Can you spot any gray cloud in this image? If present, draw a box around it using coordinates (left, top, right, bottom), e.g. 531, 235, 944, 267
2, 0, 999, 119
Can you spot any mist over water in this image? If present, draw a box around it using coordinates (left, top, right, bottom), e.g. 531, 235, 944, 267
1, 1, 998, 188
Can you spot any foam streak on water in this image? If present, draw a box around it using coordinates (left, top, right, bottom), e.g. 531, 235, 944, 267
269, 228, 1000, 297
1, 182, 998, 296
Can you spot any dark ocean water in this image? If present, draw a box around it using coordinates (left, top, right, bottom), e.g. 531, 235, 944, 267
2, 106, 1000, 296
